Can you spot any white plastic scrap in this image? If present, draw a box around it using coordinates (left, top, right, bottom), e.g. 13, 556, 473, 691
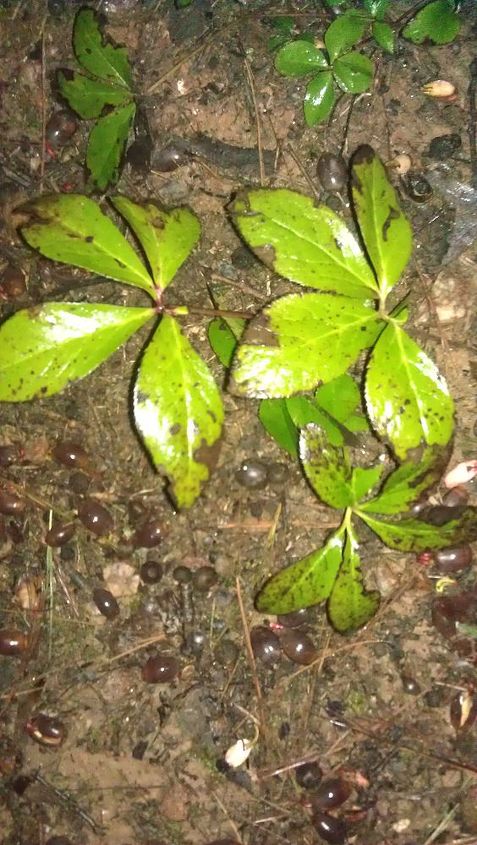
224, 737, 255, 768
444, 461, 477, 489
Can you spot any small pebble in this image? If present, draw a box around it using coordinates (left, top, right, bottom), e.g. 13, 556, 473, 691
235, 459, 268, 489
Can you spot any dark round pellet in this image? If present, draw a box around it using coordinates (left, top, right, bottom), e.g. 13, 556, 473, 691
133, 519, 163, 548
317, 152, 348, 193
312, 777, 352, 810
235, 460, 268, 489
435, 545, 473, 572
92, 587, 119, 619
173, 565, 192, 584
250, 625, 281, 665
140, 560, 164, 584
52, 440, 90, 470
45, 522, 76, 547
295, 761, 323, 789
142, 653, 180, 683
77, 498, 113, 536
0, 491, 25, 515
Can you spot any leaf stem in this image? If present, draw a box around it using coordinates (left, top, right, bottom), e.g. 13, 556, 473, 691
166, 305, 254, 320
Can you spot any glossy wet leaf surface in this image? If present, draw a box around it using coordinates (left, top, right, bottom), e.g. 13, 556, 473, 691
275, 40, 328, 77
86, 102, 136, 190
351, 465, 383, 502
258, 398, 299, 457
402, 0, 460, 45
359, 508, 477, 552
111, 198, 201, 291
256, 530, 344, 614
232, 293, 383, 397
333, 51, 374, 94
20, 194, 154, 293
208, 317, 245, 368
300, 424, 353, 509
351, 146, 412, 300
315, 373, 368, 434
73, 8, 132, 87
361, 443, 452, 515
325, 12, 367, 62
372, 20, 394, 52
57, 72, 132, 119
230, 188, 379, 298
0, 304, 152, 401
304, 71, 335, 126
134, 315, 224, 509
365, 322, 454, 460
328, 529, 380, 633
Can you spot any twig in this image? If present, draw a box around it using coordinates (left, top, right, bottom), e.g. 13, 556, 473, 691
212, 792, 243, 843
32, 770, 104, 834
244, 57, 265, 186
40, 29, 47, 191
236, 576, 262, 710
285, 145, 320, 201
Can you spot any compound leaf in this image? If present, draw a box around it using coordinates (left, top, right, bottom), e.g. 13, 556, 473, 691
275, 40, 328, 77
372, 21, 394, 52
73, 8, 132, 87
0, 303, 152, 401
365, 322, 454, 460
315, 373, 368, 433
231, 293, 383, 398
333, 51, 374, 94
288, 395, 346, 446
208, 317, 245, 368
256, 530, 344, 614
258, 398, 299, 457
351, 465, 383, 502
134, 315, 224, 509
300, 424, 353, 508
359, 508, 477, 552
20, 193, 154, 294
111, 197, 200, 291
402, 0, 460, 45
328, 528, 380, 633
87, 102, 136, 190
325, 12, 367, 62
361, 442, 452, 515
57, 71, 131, 119
304, 71, 336, 126
351, 146, 412, 299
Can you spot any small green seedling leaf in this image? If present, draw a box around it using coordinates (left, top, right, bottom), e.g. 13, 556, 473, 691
365, 322, 454, 460
134, 315, 224, 509
315, 373, 368, 434
351, 465, 383, 503
359, 508, 477, 553
0, 303, 152, 401
86, 102, 136, 190
20, 194, 154, 294
208, 317, 245, 368
304, 71, 335, 126
363, 0, 390, 18
275, 40, 328, 77
300, 424, 353, 509
232, 293, 383, 398
361, 443, 452, 515
328, 528, 380, 633
333, 51, 374, 94
325, 12, 367, 63
73, 8, 132, 87
351, 146, 412, 300
230, 189, 379, 299
258, 398, 299, 457
402, 0, 460, 45
57, 72, 132, 119
111, 197, 201, 291
372, 21, 394, 53
256, 530, 344, 614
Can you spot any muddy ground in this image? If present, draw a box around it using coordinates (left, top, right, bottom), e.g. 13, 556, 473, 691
1, 1, 477, 843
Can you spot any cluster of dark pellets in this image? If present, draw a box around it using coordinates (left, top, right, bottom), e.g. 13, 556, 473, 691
295, 762, 353, 844
251, 607, 319, 668
235, 457, 288, 490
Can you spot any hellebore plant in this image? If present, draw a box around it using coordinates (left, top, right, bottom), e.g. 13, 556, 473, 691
207, 145, 477, 633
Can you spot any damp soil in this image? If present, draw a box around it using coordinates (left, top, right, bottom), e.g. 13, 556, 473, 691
1, 2, 477, 844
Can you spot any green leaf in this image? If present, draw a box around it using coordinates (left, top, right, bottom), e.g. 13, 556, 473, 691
359, 508, 477, 553
287, 395, 345, 446
365, 323, 454, 461
73, 8, 132, 87
372, 21, 395, 52
0, 303, 152, 401
57, 71, 132, 119
361, 443, 452, 515
325, 12, 367, 63
86, 102, 136, 190
304, 71, 336, 126
300, 424, 353, 508
268, 16, 295, 51
256, 530, 344, 614
134, 315, 224, 509
351, 146, 412, 299
328, 529, 380, 633
259, 398, 298, 457
111, 197, 200, 291
20, 194, 154, 294
231, 293, 383, 398
402, 0, 460, 45
351, 465, 383, 503
208, 317, 245, 368
230, 188, 379, 299
333, 51, 374, 94
363, 0, 390, 18
315, 373, 368, 433
275, 40, 328, 77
